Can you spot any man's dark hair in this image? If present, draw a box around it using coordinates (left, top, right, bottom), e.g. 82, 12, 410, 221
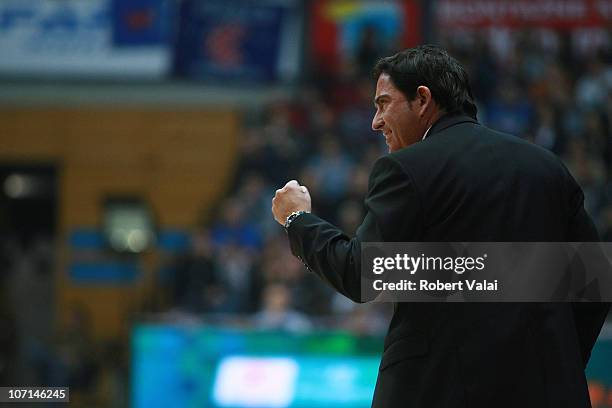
372, 45, 478, 119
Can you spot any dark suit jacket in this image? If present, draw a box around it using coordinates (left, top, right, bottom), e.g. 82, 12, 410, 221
287, 114, 610, 408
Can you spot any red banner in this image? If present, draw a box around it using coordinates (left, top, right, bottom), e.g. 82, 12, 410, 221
310, 0, 422, 75
437, 0, 612, 29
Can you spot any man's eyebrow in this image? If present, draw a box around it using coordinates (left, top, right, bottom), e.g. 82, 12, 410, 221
374, 94, 390, 105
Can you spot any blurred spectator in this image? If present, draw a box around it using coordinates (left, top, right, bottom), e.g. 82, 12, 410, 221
261, 103, 304, 185
576, 57, 609, 112
345, 161, 372, 203
339, 304, 389, 336
259, 235, 331, 316
484, 78, 534, 137
356, 26, 382, 78
235, 172, 278, 241
467, 37, 498, 105
252, 282, 312, 332
542, 62, 573, 107
532, 102, 563, 152
305, 138, 354, 202
215, 244, 261, 314
171, 229, 225, 314
337, 78, 380, 152
582, 111, 611, 170
307, 94, 340, 140
563, 138, 606, 217
211, 198, 262, 250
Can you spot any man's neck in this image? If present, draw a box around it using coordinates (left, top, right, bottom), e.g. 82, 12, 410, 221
421, 110, 445, 141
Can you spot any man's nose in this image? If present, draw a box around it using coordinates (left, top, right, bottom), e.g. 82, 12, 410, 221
372, 112, 383, 131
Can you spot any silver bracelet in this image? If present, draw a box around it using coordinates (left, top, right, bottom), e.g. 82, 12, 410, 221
284, 210, 308, 230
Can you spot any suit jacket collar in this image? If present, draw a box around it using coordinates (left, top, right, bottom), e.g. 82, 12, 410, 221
426, 112, 478, 139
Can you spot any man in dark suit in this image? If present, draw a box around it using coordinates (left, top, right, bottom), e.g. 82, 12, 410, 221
271, 45, 610, 407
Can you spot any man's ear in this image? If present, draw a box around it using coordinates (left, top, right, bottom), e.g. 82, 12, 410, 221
415, 86, 432, 117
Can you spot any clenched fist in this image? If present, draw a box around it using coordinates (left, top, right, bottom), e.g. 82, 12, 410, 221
271, 180, 312, 225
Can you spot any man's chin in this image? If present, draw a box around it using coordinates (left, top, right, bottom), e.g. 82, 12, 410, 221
389, 138, 420, 152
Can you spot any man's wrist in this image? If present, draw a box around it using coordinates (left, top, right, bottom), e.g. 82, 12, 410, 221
284, 210, 309, 230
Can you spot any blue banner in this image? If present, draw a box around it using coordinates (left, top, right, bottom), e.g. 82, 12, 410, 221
0, 0, 173, 79
174, 0, 301, 83
112, 0, 173, 46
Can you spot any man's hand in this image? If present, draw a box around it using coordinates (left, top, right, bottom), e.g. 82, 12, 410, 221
272, 180, 312, 225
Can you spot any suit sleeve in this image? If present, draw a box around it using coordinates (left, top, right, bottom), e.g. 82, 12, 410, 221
566, 173, 611, 366
287, 156, 422, 303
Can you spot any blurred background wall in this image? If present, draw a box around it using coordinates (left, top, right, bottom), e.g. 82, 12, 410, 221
0, 0, 611, 407
1, 108, 239, 339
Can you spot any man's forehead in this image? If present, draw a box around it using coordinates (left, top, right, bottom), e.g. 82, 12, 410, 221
374, 74, 400, 101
